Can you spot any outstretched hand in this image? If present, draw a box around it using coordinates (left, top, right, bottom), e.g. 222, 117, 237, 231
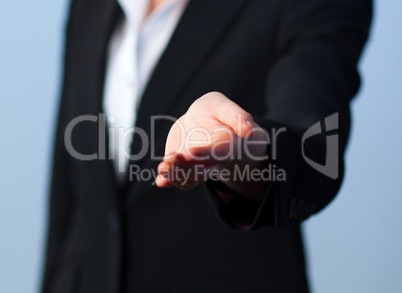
155, 92, 269, 200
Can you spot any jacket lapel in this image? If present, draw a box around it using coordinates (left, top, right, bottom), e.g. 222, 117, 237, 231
74, 0, 251, 190
72, 0, 124, 194
135, 0, 249, 128
131, 0, 250, 165
77, 0, 122, 117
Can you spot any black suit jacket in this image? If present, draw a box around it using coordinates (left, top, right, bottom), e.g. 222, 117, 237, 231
42, 0, 372, 292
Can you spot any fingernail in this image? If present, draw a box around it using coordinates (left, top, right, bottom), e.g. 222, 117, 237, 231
158, 164, 168, 174
166, 155, 180, 165
246, 120, 254, 137
156, 174, 167, 183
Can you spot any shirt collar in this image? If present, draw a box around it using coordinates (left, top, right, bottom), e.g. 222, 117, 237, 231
118, 0, 185, 31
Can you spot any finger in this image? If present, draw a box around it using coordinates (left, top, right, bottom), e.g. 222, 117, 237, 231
155, 157, 177, 188
156, 155, 207, 190
184, 145, 233, 167
210, 93, 255, 138
155, 174, 174, 188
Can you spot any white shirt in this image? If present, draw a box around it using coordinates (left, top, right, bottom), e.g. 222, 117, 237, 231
103, 0, 188, 180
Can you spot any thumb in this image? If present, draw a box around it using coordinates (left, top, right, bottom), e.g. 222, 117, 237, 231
210, 92, 254, 138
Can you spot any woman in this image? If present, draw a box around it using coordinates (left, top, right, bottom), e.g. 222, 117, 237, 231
42, 0, 372, 292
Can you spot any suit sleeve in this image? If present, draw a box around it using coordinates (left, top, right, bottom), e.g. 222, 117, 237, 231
205, 0, 372, 230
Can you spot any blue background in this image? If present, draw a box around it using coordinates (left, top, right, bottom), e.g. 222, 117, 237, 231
0, 1, 401, 292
